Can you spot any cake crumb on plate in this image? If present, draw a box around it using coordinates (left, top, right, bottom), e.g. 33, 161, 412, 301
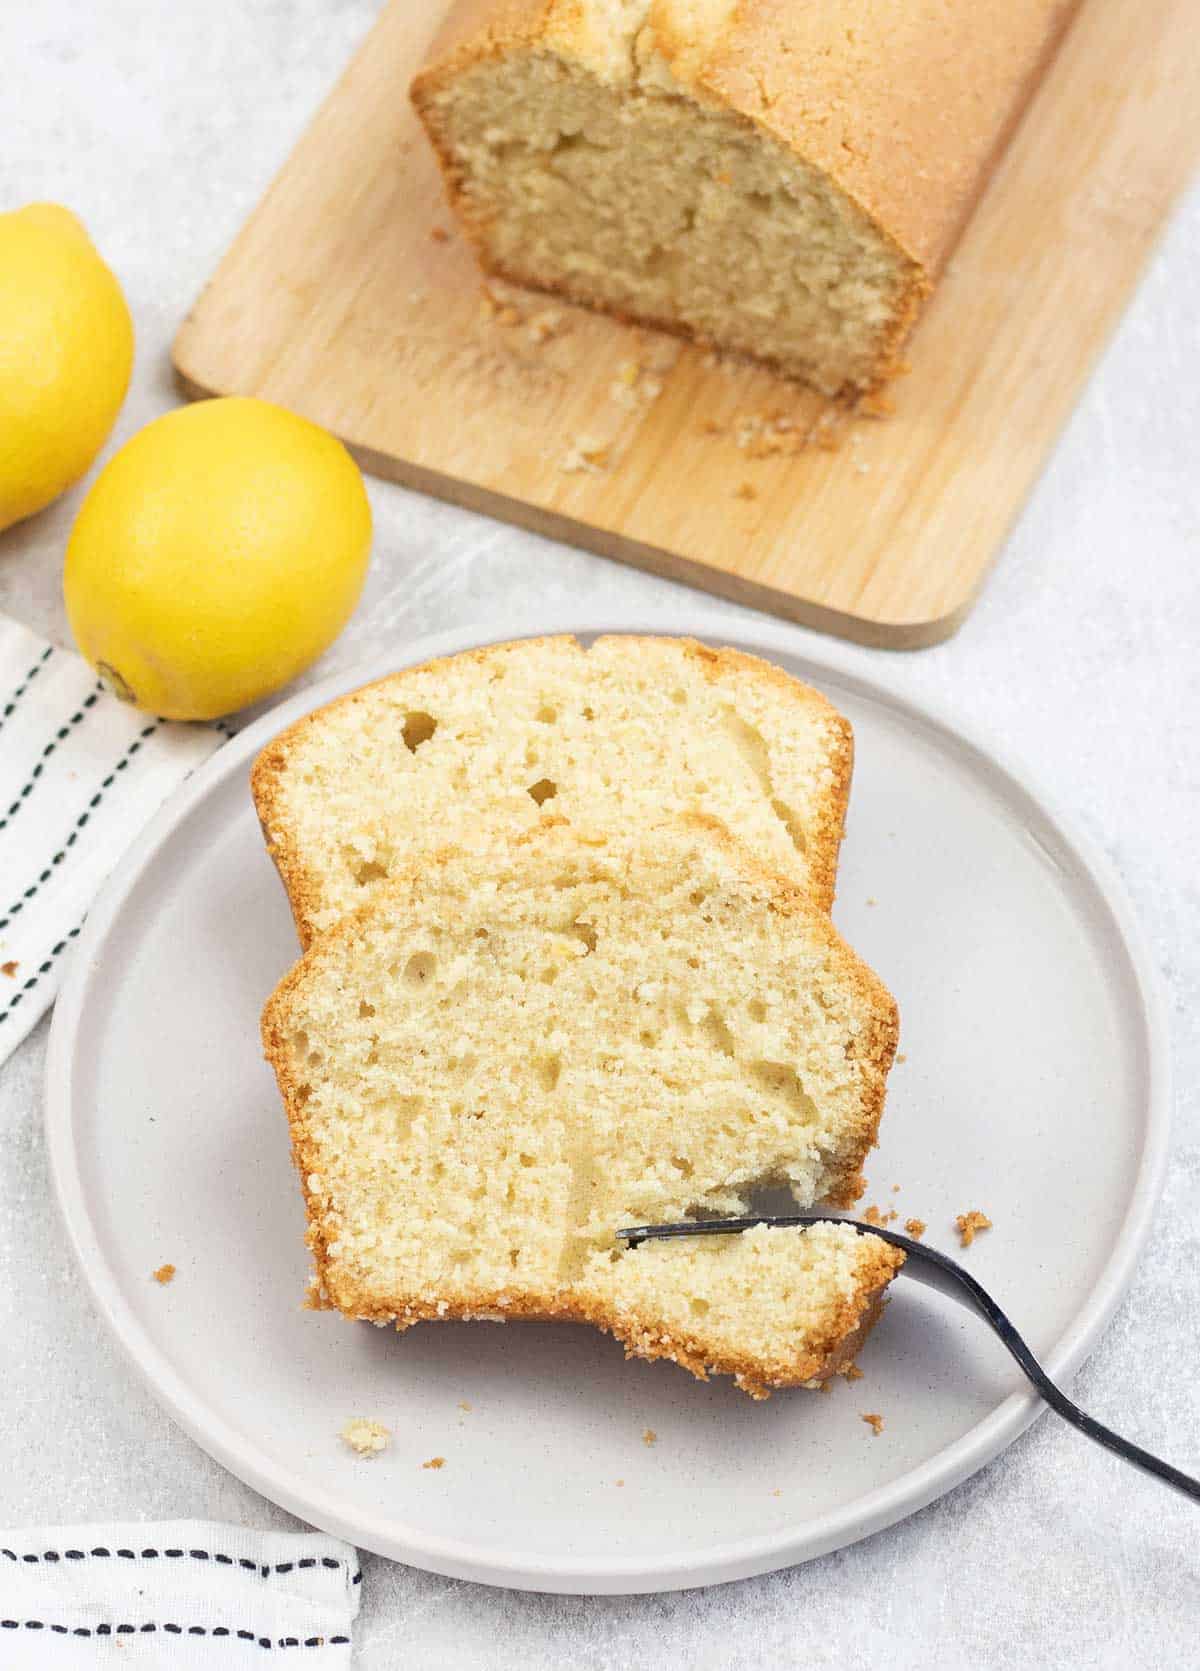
956, 1210, 993, 1248
341, 1418, 390, 1457
904, 1218, 927, 1240
642, 1428, 657, 1446
421, 1456, 446, 1471
861, 1412, 885, 1436
152, 1263, 176, 1285
1, 961, 17, 977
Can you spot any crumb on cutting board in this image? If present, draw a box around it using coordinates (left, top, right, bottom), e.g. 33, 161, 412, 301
811, 413, 843, 451
904, 1218, 927, 1240
152, 1263, 176, 1286
341, 1418, 390, 1458
609, 360, 663, 409
561, 436, 612, 474
735, 412, 801, 458
479, 284, 522, 327
421, 1456, 446, 1471
861, 1412, 885, 1436
956, 1210, 993, 1248
527, 308, 566, 345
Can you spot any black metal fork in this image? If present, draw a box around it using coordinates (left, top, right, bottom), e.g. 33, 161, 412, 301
617, 1215, 1200, 1504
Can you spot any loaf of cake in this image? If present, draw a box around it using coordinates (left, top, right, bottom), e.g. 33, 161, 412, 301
252, 634, 853, 946
411, 0, 1081, 395
261, 817, 900, 1395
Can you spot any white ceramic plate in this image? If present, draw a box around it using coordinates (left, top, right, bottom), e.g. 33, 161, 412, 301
46, 616, 1169, 1595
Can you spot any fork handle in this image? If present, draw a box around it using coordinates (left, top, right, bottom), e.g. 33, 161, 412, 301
915, 1236, 1200, 1505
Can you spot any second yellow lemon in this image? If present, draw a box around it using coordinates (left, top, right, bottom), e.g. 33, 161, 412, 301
0, 203, 134, 531
65, 398, 372, 721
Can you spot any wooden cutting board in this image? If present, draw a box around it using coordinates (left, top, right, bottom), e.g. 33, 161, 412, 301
174, 0, 1198, 648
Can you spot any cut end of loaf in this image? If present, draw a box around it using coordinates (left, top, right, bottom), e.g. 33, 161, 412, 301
262, 818, 899, 1395
412, 10, 925, 395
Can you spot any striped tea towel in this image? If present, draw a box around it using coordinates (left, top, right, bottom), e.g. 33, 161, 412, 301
0, 1521, 360, 1665
0, 616, 223, 1064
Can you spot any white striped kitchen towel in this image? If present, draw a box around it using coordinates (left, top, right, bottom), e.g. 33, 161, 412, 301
0, 615, 223, 1064
0, 1521, 360, 1665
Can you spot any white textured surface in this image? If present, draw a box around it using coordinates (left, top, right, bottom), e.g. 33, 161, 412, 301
0, 2, 1196, 1663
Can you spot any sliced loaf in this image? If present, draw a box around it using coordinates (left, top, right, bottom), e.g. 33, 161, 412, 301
252, 634, 853, 946
261, 817, 900, 1395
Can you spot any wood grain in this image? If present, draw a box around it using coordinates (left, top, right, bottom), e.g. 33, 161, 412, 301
174, 0, 1199, 649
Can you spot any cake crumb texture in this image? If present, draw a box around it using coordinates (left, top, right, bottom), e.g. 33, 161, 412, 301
152, 1263, 176, 1286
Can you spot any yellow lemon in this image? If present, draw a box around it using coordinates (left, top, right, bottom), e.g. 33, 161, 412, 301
0, 203, 134, 530
65, 398, 372, 721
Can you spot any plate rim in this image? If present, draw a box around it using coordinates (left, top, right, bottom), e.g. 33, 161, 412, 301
44, 610, 1172, 1594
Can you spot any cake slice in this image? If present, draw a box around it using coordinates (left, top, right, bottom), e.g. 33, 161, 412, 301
261, 817, 900, 1395
252, 634, 853, 947
411, 0, 1081, 396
